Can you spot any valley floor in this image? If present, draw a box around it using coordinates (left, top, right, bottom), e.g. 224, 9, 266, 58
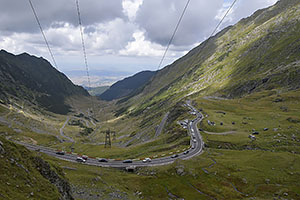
0, 89, 300, 199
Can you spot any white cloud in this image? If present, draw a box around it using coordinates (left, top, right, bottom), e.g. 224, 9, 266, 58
86, 18, 136, 54
0, 18, 136, 60
120, 31, 164, 57
0, 0, 125, 33
0, 0, 281, 76
122, 0, 143, 21
135, 0, 223, 46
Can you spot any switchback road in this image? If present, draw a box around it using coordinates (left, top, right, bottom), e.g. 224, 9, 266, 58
15, 101, 204, 168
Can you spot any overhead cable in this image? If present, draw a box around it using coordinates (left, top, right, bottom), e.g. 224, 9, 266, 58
157, 0, 191, 70
28, 0, 58, 69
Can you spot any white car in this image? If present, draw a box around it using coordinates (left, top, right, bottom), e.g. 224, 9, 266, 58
193, 139, 197, 143
76, 157, 86, 163
142, 158, 152, 163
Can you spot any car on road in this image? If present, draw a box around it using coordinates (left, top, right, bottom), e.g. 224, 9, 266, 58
81, 155, 88, 160
191, 144, 195, 149
123, 159, 133, 163
183, 150, 189, 155
76, 157, 86, 163
142, 158, 152, 163
98, 158, 108, 162
56, 151, 65, 155
171, 154, 179, 158
193, 139, 197, 143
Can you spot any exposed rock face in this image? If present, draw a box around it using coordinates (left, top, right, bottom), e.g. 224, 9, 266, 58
32, 157, 74, 200
0, 140, 4, 154
0, 137, 74, 199
175, 165, 186, 176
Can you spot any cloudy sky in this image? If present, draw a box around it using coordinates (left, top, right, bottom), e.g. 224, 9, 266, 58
0, 0, 278, 86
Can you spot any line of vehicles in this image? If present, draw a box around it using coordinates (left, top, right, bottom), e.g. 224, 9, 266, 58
53, 103, 201, 166
54, 150, 193, 164
54, 132, 198, 165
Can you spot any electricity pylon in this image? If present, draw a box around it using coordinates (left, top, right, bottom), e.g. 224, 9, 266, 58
102, 129, 111, 148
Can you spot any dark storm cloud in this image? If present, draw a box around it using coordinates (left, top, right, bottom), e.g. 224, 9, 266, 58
0, 0, 125, 33
135, 0, 223, 46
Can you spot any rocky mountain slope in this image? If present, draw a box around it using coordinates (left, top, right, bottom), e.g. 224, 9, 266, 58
0, 50, 89, 114
99, 70, 156, 101
118, 0, 300, 117
0, 136, 73, 199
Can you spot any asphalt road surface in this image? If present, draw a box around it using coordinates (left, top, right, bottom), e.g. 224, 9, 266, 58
59, 117, 74, 142
15, 101, 204, 168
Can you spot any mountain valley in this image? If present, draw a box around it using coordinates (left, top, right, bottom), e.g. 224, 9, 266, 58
0, 0, 300, 199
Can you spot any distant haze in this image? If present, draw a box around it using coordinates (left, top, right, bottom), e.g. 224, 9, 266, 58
64, 70, 132, 87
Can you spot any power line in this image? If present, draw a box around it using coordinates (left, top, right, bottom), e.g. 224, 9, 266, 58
76, 0, 91, 89
28, 0, 58, 69
209, 0, 238, 39
157, 0, 191, 70
188, 0, 238, 66
157, 0, 237, 72
75, 0, 95, 116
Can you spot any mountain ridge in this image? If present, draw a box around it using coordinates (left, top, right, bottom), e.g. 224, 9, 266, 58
99, 70, 156, 101
0, 50, 89, 114
117, 0, 300, 117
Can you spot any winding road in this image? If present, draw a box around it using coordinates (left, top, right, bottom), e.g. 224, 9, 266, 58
155, 112, 169, 137
59, 117, 74, 142
15, 102, 204, 168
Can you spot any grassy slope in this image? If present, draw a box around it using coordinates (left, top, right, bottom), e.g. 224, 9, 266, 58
109, 0, 300, 142
0, 136, 64, 199
0, 103, 64, 146
44, 146, 300, 199
4, 88, 299, 199
42, 89, 299, 199
197, 90, 300, 153
6, 88, 297, 199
